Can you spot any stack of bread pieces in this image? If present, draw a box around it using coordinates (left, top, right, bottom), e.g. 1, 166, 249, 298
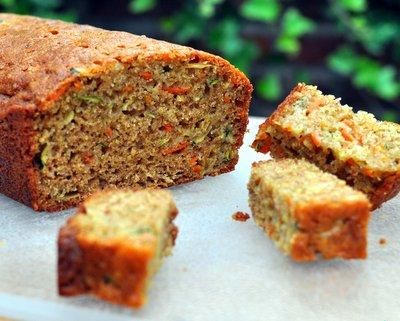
249, 83, 400, 261
1, 13, 400, 312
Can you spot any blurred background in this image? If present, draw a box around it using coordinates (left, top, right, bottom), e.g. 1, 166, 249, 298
1, 0, 399, 120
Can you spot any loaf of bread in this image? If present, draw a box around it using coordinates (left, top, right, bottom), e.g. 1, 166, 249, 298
252, 83, 400, 209
0, 14, 252, 211
58, 188, 178, 308
248, 159, 370, 261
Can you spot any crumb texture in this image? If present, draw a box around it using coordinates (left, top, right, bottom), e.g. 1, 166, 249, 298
248, 158, 370, 261
58, 188, 178, 308
252, 83, 400, 209
0, 13, 252, 211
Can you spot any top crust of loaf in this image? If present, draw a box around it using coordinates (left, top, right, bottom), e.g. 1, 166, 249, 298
0, 13, 252, 118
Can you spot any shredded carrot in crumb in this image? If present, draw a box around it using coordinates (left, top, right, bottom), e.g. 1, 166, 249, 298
306, 96, 325, 114
340, 126, 354, 141
139, 71, 153, 81
310, 132, 321, 147
346, 158, 357, 167
223, 95, 231, 104
161, 123, 174, 132
46, 82, 70, 102
122, 84, 134, 93
104, 127, 113, 138
161, 141, 188, 155
341, 119, 364, 144
188, 156, 202, 174
73, 80, 83, 90
81, 151, 94, 165
362, 168, 374, 177
144, 94, 153, 105
162, 85, 191, 95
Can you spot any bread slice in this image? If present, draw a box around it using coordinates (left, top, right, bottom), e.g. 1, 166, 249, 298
252, 83, 400, 209
58, 188, 178, 308
248, 159, 370, 261
0, 14, 252, 211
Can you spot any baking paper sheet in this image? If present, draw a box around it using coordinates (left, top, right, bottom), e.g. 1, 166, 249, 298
1, 117, 399, 321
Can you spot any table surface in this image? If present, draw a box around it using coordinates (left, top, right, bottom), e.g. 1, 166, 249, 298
0, 117, 399, 321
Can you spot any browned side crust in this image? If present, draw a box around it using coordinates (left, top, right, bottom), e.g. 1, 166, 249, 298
0, 14, 252, 211
0, 109, 39, 209
248, 159, 371, 261
291, 200, 370, 261
58, 201, 178, 308
252, 84, 399, 209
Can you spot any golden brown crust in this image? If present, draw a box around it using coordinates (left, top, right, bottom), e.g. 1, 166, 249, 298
58, 189, 179, 308
251, 83, 305, 152
0, 14, 252, 211
248, 159, 371, 262
0, 13, 251, 116
0, 108, 39, 209
291, 200, 370, 261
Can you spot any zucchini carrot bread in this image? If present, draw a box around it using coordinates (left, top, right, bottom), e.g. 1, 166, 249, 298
0, 14, 252, 211
252, 83, 400, 209
58, 188, 178, 308
248, 159, 371, 261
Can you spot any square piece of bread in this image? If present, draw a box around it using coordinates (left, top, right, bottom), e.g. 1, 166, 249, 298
252, 83, 400, 209
58, 189, 178, 308
0, 14, 252, 211
248, 159, 371, 261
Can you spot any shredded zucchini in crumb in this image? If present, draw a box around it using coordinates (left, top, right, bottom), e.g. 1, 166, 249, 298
78, 94, 102, 104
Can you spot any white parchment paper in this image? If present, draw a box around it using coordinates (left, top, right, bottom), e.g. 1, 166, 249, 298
0, 117, 399, 321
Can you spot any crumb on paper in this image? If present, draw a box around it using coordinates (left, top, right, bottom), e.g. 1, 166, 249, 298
379, 238, 387, 245
232, 211, 250, 222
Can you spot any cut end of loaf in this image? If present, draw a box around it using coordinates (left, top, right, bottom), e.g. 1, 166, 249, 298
31, 56, 251, 211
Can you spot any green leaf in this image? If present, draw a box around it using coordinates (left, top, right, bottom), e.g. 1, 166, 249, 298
339, 0, 367, 12
199, 0, 224, 18
327, 47, 358, 75
281, 8, 315, 38
363, 22, 398, 54
373, 66, 399, 100
209, 19, 241, 56
353, 57, 379, 87
161, 17, 174, 33
161, 11, 204, 43
229, 42, 259, 73
0, 0, 15, 8
257, 74, 282, 100
129, 0, 156, 13
276, 35, 299, 55
240, 0, 281, 23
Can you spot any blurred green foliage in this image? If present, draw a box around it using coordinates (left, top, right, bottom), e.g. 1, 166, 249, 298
1, 0, 398, 119
130, 0, 400, 117
0, 0, 75, 21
